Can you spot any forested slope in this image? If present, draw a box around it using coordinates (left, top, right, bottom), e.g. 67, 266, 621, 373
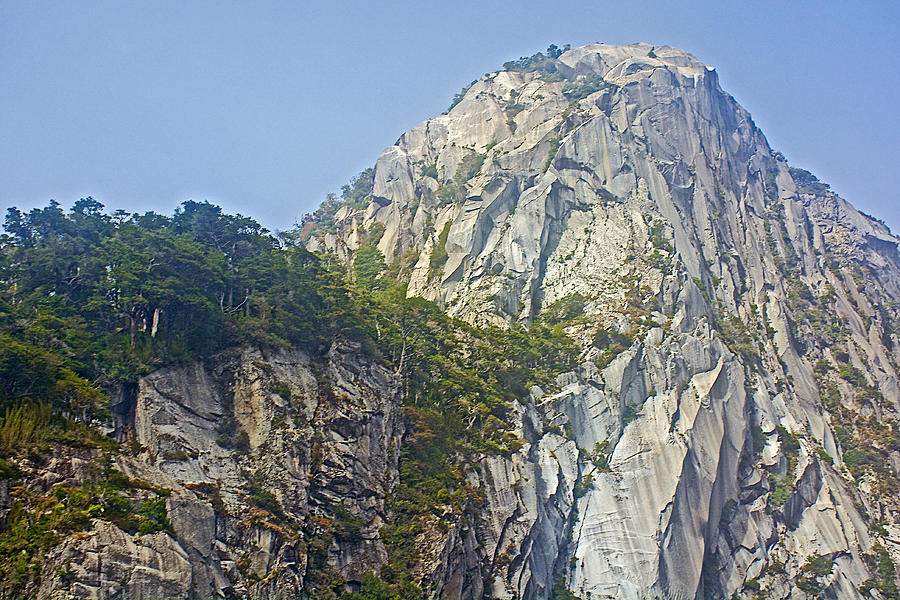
0, 199, 574, 599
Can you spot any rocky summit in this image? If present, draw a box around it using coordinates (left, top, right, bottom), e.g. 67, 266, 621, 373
3, 42, 900, 600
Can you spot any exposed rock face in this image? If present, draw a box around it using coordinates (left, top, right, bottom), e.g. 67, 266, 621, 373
305, 43, 900, 599
30, 43, 900, 599
33, 344, 403, 600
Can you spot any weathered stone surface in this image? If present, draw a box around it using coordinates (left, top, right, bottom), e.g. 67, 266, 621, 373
306, 42, 900, 599
35, 343, 402, 600
39, 520, 192, 600
33, 42, 900, 599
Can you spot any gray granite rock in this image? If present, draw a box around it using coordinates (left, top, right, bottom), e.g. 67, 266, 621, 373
306, 42, 900, 599
33, 42, 900, 600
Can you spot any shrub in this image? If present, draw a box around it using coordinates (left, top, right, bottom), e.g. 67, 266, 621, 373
341, 168, 375, 209
817, 447, 833, 465
0, 403, 50, 454
549, 573, 580, 600
649, 220, 673, 252
136, 497, 172, 535
838, 364, 867, 387
593, 327, 633, 368
436, 183, 458, 205
216, 417, 250, 452
861, 543, 900, 600
538, 293, 585, 325
455, 151, 486, 183
353, 245, 387, 285
770, 475, 793, 507
789, 167, 830, 195
429, 222, 452, 275
332, 504, 366, 544
717, 314, 761, 367
573, 473, 593, 498
769, 426, 800, 507
0, 458, 22, 479
814, 359, 831, 375
502, 46, 565, 76
796, 553, 833, 595
246, 478, 285, 520
562, 73, 612, 101
421, 163, 438, 179
544, 137, 561, 172
447, 80, 477, 112
271, 380, 293, 400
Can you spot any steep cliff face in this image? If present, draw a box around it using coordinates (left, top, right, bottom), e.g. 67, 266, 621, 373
31, 344, 403, 600
18, 42, 900, 600
303, 43, 900, 599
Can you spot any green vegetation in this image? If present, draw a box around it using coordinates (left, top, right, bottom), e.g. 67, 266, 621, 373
299, 167, 375, 237
3, 199, 350, 387
538, 293, 585, 325
837, 416, 900, 491
504, 102, 527, 123
621, 403, 640, 426
341, 571, 419, 600
549, 573, 581, 600
838, 363, 867, 387
784, 279, 845, 354
216, 416, 250, 452
421, 163, 438, 179
769, 426, 800, 508
342, 168, 375, 209
353, 244, 387, 285
719, 499, 738, 527
447, 80, 477, 112
1, 198, 579, 598
361, 281, 575, 594
861, 543, 900, 600
573, 472, 593, 498
436, 182, 459, 205
0, 403, 49, 453
817, 349, 900, 496
588, 441, 611, 472
428, 221, 452, 276
796, 553, 833, 595
300, 192, 344, 236
454, 150, 486, 183
0, 460, 171, 595
592, 326, 633, 369
544, 137, 561, 172
789, 167, 831, 195
717, 314, 761, 367
562, 72, 613, 101
245, 473, 286, 521
649, 220, 673, 252
502, 44, 570, 78
764, 169, 779, 204
777, 271, 900, 505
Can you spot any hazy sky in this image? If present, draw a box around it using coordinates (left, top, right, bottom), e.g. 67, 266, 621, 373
2, 1, 898, 233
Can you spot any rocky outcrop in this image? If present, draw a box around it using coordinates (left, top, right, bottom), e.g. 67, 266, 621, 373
307, 43, 900, 599
26, 42, 900, 599
38, 520, 194, 600
32, 343, 403, 600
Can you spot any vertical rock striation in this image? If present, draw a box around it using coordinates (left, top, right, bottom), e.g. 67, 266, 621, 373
29, 42, 900, 599
306, 43, 900, 599
36, 344, 404, 599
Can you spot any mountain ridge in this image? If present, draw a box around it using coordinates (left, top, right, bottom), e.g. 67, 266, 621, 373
2, 41, 900, 600
301, 41, 900, 598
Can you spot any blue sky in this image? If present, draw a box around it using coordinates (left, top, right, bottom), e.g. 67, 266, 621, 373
2, 1, 898, 232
